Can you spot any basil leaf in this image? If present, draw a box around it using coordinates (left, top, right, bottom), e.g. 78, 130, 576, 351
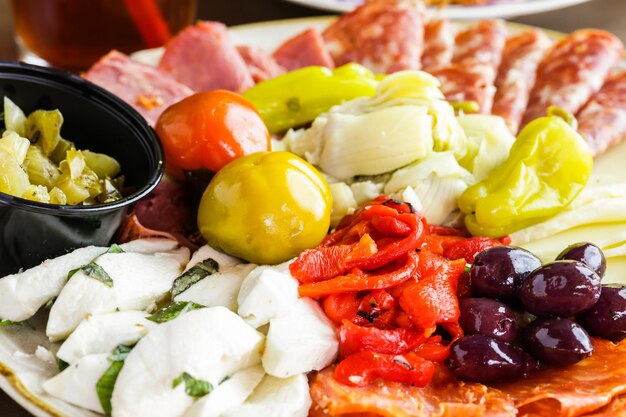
96, 361, 124, 416
108, 344, 132, 362
67, 268, 80, 280
0, 320, 18, 327
147, 302, 205, 324
69, 262, 114, 287
107, 244, 124, 254
43, 298, 56, 310
172, 372, 213, 398
171, 259, 219, 298
57, 359, 69, 372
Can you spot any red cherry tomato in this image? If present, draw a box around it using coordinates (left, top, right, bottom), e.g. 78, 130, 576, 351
155, 90, 270, 173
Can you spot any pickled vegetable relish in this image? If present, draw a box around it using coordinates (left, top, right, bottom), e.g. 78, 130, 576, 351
0, 97, 124, 205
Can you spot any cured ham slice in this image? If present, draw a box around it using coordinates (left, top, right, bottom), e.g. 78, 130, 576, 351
522, 29, 624, 127
158, 21, 254, 93
577, 71, 626, 156
492, 30, 552, 133
495, 338, 626, 417
83, 51, 193, 126
421, 19, 454, 72
452, 20, 507, 86
273, 28, 335, 71
237, 45, 285, 83
431, 66, 494, 113
323, 0, 426, 74
309, 365, 516, 417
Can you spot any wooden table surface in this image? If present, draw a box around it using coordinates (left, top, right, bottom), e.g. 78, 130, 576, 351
0, 0, 625, 415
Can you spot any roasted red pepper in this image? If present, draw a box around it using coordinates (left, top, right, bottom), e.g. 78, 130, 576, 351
322, 293, 361, 325
338, 320, 428, 357
335, 351, 435, 387
442, 236, 503, 263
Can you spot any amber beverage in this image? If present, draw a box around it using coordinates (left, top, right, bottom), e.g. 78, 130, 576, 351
11, 0, 196, 71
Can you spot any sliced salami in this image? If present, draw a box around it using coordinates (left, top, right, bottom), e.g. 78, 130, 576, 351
237, 45, 285, 83
273, 28, 334, 71
452, 20, 507, 85
522, 29, 624, 127
432, 66, 495, 114
158, 21, 254, 93
421, 19, 454, 72
83, 50, 193, 126
492, 29, 552, 133
323, 0, 426, 74
577, 71, 626, 155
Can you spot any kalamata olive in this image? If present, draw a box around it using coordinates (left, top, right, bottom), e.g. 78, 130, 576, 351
470, 246, 542, 300
556, 242, 606, 278
447, 335, 536, 383
523, 317, 593, 366
458, 298, 519, 343
518, 261, 601, 317
577, 284, 626, 342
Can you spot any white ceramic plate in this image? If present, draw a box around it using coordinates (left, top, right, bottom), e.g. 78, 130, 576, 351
2, 16, 626, 417
282, 0, 592, 19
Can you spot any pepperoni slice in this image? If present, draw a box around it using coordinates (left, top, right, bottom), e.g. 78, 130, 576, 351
421, 19, 454, 72
522, 29, 624, 127
492, 29, 552, 133
577, 71, 626, 156
323, 0, 426, 74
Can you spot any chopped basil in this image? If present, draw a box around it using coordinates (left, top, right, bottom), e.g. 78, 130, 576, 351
107, 244, 124, 254
96, 344, 133, 416
172, 372, 213, 398
96, 361, 124, 416
171, 259, 219, 298
57, 359, 69, 372
147, 301, 205, 324
0, 319, 18, 327
68, 262, 114, 287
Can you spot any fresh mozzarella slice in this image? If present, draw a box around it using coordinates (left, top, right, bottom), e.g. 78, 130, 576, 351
56, 310, 155, 364
222, 374, 311, 417
183, 365, 265, 417
47, 248, 189, 341
43, 353, 110, 414
175, 264, 257, 311
0, 246, 105, 322
263, 298, 338, 378
237, 266, 299, 328
186, 245, 242, 272
111, 307, 264, 417
119, 239, 180, 254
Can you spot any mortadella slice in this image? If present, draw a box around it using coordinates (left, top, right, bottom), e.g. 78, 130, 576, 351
421, 19, 454, 72
577, 71, 626, 156
492, 29, 552, 133
158, 21, 254, 93
323, 0, 426, 74
83, 51, 193, 126
272, 28, 334, 71
522, 29, 624, 127
237, 45, 285, 83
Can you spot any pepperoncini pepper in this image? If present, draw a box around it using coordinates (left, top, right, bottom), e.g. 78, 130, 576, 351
242, 63, 379, 134
458, 107, 593, 237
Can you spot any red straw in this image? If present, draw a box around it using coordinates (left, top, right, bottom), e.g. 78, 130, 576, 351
123, 0, 171, 48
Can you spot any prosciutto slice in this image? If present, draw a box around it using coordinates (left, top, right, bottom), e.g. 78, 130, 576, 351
323, 0, 426, 74
492, 29, 552, 133
522, 29, 624, 127
577, 71, 626, 156
158, 21, 254, 93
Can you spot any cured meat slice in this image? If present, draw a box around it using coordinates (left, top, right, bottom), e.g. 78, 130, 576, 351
495, 338, 626, 417
421, 19, 454, 72
492, 30, 552, 134
309, 365, 516, 417
158, 21, 254, 93
322, 0, 426, 74
522, 29, 624, 127
83, 50, 193, 126
452, 20, 507, 86
272, 28, 334, 71
576, 71, 626, 156
431, 66, 494, 113
237, 45, 285, 83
